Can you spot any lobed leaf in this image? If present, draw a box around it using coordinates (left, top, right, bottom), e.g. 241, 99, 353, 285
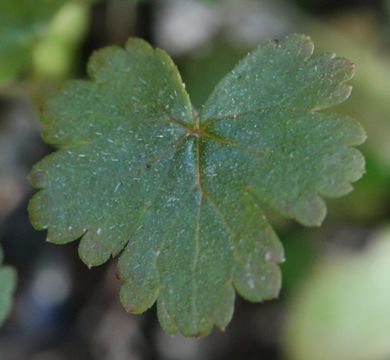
28, 34, 365, 337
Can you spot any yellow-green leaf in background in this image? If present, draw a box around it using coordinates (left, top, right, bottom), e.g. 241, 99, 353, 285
284, 228, 390, 360
0, 0, 89, 85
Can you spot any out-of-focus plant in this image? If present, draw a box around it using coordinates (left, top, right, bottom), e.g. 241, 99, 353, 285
284, 227, 390, 360
303, 19, 390, 168
0, 0, 90, 87
0, 245, 16, 326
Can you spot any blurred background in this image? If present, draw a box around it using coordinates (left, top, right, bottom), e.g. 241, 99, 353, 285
1, 0, 390, 359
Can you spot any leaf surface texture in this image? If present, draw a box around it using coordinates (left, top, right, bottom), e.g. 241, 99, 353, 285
29, 34, 365, 337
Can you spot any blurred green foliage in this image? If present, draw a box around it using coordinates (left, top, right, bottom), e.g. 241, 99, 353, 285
0, 0, 90, 86
0, 0, 65, 84
179, 42, 245, 109
0, 246, 16, 326
281, 231, 319, 294
284, 228, 390, 360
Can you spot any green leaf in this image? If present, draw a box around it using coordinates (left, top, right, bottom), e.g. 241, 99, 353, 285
0, 246, 16, 326
28, 34, 365, 337
0, 0, 66, 84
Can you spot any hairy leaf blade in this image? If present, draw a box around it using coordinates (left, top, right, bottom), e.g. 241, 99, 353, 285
201, 34, 365, 226
29, 34, 364, 337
